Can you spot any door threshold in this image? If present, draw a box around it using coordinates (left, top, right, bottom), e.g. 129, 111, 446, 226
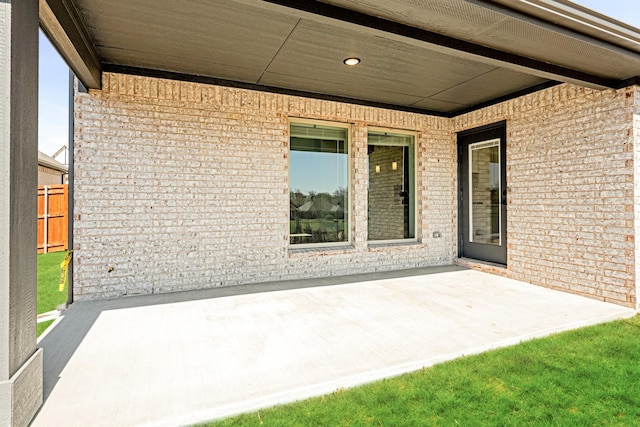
455, 257, 509, 278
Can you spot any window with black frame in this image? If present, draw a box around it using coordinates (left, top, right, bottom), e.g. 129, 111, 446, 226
289, 122, 349, 245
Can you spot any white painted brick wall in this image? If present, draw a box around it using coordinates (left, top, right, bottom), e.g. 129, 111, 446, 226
454, 84, 637, 308
73, 73, 454, 300
634, 86, 640, 310
73, 73, 637, 308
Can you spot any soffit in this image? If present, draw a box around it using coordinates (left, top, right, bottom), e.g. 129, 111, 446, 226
47, 0, 640, 115
318, 0, 640, 80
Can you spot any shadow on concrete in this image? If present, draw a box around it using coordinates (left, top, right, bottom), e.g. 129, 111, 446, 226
37, 265, 464, 402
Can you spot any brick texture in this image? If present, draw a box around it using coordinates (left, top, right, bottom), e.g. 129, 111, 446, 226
634, 86, 640, 309
73, 73, 638, 308
454, 84, 638, 308
73, 73, 454, 300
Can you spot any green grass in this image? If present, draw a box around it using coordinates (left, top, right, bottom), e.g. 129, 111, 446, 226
37, 320, 55, 336
206, 315, 640, 427
37, 251, 68, 336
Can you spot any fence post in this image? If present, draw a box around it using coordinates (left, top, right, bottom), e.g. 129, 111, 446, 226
43, 185, 49, 254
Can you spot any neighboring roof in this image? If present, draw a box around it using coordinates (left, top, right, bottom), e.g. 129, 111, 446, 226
38, 151, 68, 173
40, 0, 640, 116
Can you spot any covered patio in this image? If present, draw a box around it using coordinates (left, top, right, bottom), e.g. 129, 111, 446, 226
32, 267, 635, 426
3, 1, 640, 425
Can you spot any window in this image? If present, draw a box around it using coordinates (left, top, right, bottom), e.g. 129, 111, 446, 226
367, 130, 415, 242
289, 122, 349, 245
469, 139, 501, 245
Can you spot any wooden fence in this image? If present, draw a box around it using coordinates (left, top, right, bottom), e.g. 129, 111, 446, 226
37, 185, 68, 254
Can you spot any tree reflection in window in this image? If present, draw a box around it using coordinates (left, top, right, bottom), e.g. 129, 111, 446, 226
289, 123, 349, 245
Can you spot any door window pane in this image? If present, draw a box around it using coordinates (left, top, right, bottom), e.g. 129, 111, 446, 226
367, 131, 415, 241
290, 123, 349, 245
469, 139, 501, 245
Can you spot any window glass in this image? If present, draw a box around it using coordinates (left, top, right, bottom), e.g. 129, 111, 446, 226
469, 139, 501, 245
290, 122, 349, 245
368, 131, 415, 241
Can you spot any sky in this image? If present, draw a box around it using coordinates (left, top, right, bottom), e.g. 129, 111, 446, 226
39, 31, 70, 159
291, 151, 348, 194
37, 1, 640, 159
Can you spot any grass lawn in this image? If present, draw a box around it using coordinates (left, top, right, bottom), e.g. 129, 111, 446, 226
37, 251, 68, 336
37, 319, 55, 336
206, 315, 640, 427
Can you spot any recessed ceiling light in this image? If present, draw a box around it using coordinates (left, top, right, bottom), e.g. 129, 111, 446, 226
343, 57, 361, 66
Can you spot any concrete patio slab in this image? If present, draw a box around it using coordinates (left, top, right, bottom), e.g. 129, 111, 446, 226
32, 267, 637, 427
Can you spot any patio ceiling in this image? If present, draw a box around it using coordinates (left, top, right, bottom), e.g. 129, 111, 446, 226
40, 0, 640, 116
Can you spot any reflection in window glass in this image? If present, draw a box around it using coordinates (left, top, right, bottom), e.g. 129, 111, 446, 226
367, 131, 415, 241
469, 139, 500, 245
289, 123, 349, 245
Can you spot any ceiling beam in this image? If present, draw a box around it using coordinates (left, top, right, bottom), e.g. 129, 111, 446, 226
39, 0, 102, 89
262, 0, 618, 90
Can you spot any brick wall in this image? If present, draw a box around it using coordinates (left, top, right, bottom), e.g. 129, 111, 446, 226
73, 72, 454, 300
453, 84, 638, 308
73, 72, 638, 308
634, 86, 640, 309
38, 166, 65, 186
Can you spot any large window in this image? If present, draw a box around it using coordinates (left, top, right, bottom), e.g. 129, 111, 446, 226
289, 122, 349, 245
367, 130, 415, 242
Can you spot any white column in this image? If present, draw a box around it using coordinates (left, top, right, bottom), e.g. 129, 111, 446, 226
0, 0, 44, 425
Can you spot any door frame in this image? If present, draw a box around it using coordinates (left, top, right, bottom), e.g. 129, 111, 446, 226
457, 121, 507, 265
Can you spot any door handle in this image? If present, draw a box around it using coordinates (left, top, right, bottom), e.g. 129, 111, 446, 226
502, 189, 507, 206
